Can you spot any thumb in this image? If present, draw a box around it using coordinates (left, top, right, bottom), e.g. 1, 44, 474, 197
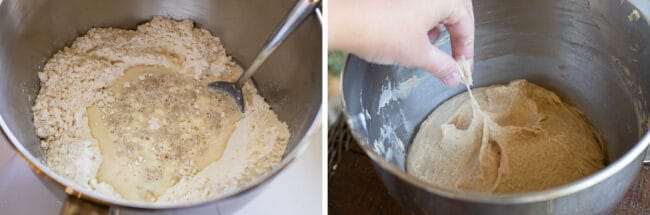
406, 43, 461, 87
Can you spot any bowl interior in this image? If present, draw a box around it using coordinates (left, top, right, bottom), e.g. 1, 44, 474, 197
0, 0, 321, 206
343, 0, 649, 178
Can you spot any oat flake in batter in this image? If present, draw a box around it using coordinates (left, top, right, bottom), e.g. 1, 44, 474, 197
407, 80, 605, 193
32, 17, 289, 203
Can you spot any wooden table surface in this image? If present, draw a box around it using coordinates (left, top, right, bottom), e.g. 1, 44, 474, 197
328, 133, 650, 215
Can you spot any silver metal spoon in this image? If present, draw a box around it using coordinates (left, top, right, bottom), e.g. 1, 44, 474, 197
209, 0, 320, 112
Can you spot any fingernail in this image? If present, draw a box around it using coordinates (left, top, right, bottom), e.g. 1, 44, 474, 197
442, 72, 460, 87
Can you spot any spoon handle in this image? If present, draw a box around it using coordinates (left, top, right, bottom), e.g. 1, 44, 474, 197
236, 0, 321, 88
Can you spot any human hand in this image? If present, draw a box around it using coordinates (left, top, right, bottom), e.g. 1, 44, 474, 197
328, 0, 475, 87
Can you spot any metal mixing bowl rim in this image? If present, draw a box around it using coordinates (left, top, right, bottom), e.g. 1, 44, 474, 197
340, 55, 650, 204
0, 9, 323, 210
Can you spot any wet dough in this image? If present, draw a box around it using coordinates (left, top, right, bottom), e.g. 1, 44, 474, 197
407, 80, 605, 193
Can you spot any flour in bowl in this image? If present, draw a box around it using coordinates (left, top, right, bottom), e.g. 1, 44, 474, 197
32, 17, 290, 203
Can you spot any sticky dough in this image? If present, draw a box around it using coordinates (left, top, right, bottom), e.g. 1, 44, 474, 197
407, 80, 605, 193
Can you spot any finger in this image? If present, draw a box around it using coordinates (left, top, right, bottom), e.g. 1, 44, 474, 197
445, 2, 475, 71
427, 24, 444, 43
404, 40, 461, 87
464, 0, 474, 20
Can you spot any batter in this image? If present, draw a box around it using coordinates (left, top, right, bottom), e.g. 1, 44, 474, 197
407, 79, 605, 193
32, 17, 290, 203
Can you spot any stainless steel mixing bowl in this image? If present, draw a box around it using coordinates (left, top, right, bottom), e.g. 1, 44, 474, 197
342, 0, 649, 214
0, 0, 321, 214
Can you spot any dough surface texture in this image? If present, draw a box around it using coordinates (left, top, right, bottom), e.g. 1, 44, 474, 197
407, 80, 604, 193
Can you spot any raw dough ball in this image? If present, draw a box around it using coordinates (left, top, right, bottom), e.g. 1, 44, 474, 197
407, 80, 604, 193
